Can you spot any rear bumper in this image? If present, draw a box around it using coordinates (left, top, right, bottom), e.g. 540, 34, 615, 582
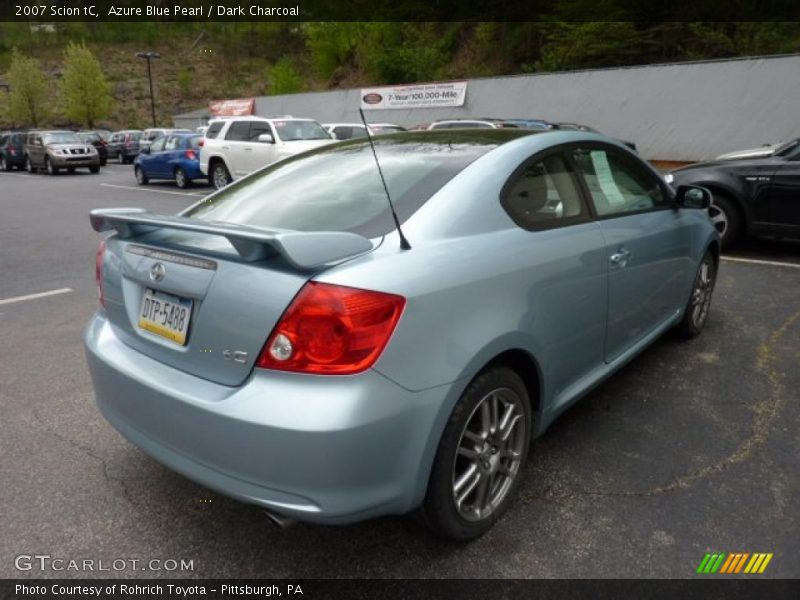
84, 313, 446, 524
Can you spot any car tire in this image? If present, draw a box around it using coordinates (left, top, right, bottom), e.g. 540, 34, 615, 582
68, 167, 75, 174
709, 193, 742, 250
26, 156, 35, 173
175, 167, 190, 189
89, 166, 100, 174
45, 156, 58, 175
135, 166, 148, 185
676, 250, 716, 339
419, 365, 532, 541
0, 156, 9, 171
118, 152, 126, 165
210, 162, 231, 190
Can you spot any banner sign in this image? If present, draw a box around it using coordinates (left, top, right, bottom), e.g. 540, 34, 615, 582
360, 81, 467, 110
208, 98, 255, 117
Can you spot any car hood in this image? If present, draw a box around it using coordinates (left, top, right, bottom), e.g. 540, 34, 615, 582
672, 156, 780, 173
716, 146, 776, 160
46, 143, 93, 151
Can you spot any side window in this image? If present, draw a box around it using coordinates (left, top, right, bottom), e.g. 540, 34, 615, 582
225, 121, 250, 141
248, 121, 271, 142
205, 121, 224, 139
501, 153, 589, 229
333, 126, 351, 139
163, 136, 179, 151
572, 147, 668, 217
149, 137, 166, 153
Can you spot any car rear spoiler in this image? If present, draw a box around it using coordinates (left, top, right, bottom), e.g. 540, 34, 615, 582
90, 208, 373, 270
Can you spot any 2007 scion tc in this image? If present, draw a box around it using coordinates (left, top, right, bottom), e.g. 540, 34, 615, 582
85, 129, 718, 540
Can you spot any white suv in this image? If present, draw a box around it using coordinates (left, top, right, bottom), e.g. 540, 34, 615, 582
200, 116, 334, 189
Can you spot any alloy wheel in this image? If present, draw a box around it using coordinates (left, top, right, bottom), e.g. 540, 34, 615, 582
708, 201, 728, 240
451, 387, 526, 522
175, 168, 187, 188
690, 256, 715, 328
212, 165, 229, 189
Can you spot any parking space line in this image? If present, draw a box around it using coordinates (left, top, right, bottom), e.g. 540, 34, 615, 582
0, 288, 73, 306
722, 256, 800, 269
100, 183, 203, 197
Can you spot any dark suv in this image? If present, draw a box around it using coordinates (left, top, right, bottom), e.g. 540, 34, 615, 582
107, 130, 143, 164
0, 130, 29, 171
77, 131, 108, 166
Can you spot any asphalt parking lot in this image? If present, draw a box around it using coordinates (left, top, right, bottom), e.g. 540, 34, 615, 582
1, 164, 798, 579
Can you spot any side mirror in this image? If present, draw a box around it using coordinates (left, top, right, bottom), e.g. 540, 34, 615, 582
257, 133, 274, 144
675, 185, 711, 210
140, 146, 150, 154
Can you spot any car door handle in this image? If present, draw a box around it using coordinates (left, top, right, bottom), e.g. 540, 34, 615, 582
221, 146, 229, 150
244, 147, 253, 152
610, 249, 631, 266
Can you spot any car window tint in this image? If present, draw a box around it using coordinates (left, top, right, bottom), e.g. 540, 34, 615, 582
163, 136, 179, 151
503, 154, 588, 229
248, 122, 271, 142
272, 120, 330, 141
186, 137, 501, 238
205, 122, 224, 139
333, 126, 352, 139
572, 148, 667, 216
149, 137, 166, 152
225, 121, 250, 141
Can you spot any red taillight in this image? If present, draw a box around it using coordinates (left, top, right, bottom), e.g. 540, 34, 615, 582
95, 239, 106, 307
185, 149, 197, 160
257, 282, 406, 375
198, 139, 204, 147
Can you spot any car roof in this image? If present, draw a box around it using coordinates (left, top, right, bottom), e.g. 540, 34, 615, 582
209, 116, 314, 123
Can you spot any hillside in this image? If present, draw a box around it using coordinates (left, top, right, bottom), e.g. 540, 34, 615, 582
1, 21, 799, 130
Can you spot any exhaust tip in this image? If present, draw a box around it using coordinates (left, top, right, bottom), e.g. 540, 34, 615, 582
263, 508, 295, 529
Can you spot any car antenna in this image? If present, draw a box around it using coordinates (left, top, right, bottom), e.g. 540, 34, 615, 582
359, 108, 411, 250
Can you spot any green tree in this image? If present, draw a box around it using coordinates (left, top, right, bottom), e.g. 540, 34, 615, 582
61, 42, 112, 128
266, 58, 303, 95
6, 49, 51, 127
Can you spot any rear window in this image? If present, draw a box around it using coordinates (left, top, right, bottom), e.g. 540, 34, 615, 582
188, 135, 203, 149
184, 136, 500, 238
205, 121, 224, 139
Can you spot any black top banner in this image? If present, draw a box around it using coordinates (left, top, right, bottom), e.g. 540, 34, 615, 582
1, 0, 799, 22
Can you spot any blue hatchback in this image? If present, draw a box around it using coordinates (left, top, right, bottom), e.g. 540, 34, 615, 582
134, 133, 205, 188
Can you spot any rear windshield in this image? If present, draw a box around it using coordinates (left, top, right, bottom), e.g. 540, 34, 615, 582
205, 122, 224, 139
272, 120, 330, 141
184, 136, 500, 238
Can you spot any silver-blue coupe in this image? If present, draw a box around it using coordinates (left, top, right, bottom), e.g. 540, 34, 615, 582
85, 129, 718, 540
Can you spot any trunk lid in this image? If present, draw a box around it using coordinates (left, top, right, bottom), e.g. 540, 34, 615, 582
93, 209, 373, 386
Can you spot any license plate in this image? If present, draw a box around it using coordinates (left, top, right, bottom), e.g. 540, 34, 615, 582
138, 288, 193, 345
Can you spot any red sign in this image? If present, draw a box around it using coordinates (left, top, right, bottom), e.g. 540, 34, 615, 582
208, 98, 255, 117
